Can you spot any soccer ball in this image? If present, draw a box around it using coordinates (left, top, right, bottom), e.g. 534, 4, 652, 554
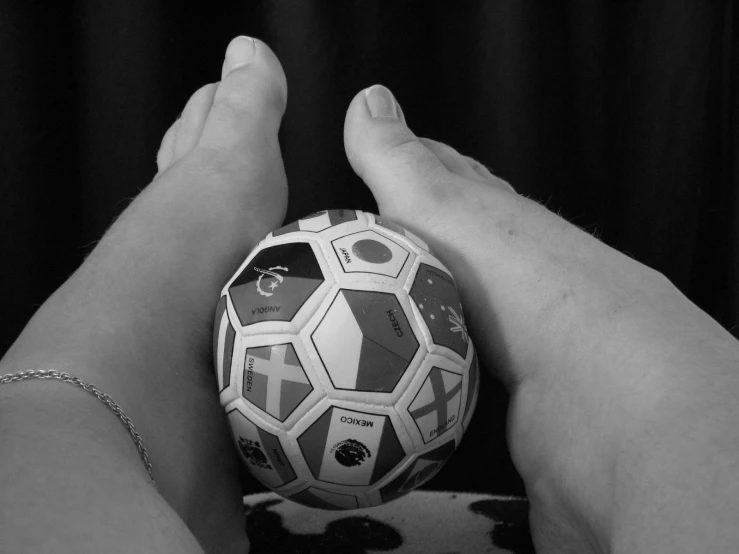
213, 209, 480, 510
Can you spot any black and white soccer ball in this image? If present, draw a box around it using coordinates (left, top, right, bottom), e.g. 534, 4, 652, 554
213, 210, 480, 510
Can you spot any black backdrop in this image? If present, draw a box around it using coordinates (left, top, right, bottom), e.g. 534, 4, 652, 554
2, 0, 738, 497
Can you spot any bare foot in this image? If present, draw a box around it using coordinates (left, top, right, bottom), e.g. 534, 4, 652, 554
343, 84, 739, 553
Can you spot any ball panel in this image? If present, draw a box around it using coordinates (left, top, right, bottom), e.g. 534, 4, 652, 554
310, 289, 419, 394
308, 289, 363, 390
409, 263, 469, 361
331, 230, 411, 278
462, 348, 480, 431
228, 242, 325, 327
272, 209, 360, 237
213, 295, 236, 393
407, 366, 463, 445
289, 487, 360, 510
227, 406, 297, 488
303, 210, 372, 243
235, 334, 325, 430
296, 404, 406, 487
358, 489, 381, 508
271, 219, 301, 236
369, 414, 407, 486
352, 238, 393, 263
299, 283, 427, 407
378, 438, 456, 503
342, 290, 418, 368
218, 235, 275, 297
354, 337, 409, 393
242, 342, 314, 423
395, 354, 466, 449
296, 403, 333, 480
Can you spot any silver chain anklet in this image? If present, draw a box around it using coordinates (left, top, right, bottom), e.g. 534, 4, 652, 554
0, 369, 155, 485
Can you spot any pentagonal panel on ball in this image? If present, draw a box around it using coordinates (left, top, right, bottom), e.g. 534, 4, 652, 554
410, 263, 469, 359
311, 289, 419, 393
213, 295, 236, 393
297, 406, 405, 487
228, 242, 324, 327
243, 343, 313, 422
408, 366, 463, 444
379, 439, 456, 503
272, 209, 359, 236
331, 230, 410, 278
227, 408, 297, 488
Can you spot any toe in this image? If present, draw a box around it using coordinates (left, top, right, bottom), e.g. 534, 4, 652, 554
418, 138, 516, 194
461, 154, 516, 193
199, 37, 287, 153
344, 85, 518, 224
344, 85, 452, 215
155, 117, 181, 175
173, 82, 219, 162
418, 137, 495, 186
90, 37, 291, 331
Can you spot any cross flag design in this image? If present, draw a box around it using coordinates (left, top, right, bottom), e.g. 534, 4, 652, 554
410, 264, 468, 358
408, 367, 463, 443
243, 343, 313, 422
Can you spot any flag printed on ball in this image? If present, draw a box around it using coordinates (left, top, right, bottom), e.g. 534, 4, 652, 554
243, 343, 313, 422
380, 439, 456, 502
410, 264, 468, 358
227, 408, 297, 488
408, 367, 463, 444
273, 209, 358, 236
290, 487, 360, 510
331, 230, 411, 278
311, 290, 419, 393
228, 242, 325, 327
297, 406, 406, 486
213, 296, 236, 392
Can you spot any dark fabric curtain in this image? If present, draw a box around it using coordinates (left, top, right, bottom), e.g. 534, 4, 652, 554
2, 0, 737, 497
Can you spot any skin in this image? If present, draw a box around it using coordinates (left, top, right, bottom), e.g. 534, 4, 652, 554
1, 36, 739, 553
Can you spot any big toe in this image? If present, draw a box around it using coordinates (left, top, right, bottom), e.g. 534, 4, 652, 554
92, 37, 290, 330
344, 85, 453, 227
152, 36, 289, 252
344, 85, 514, 238
199, 36, 287, 154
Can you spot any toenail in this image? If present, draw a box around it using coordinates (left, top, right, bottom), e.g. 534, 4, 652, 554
223, 36, 256, 76
365, 85, 399, 120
